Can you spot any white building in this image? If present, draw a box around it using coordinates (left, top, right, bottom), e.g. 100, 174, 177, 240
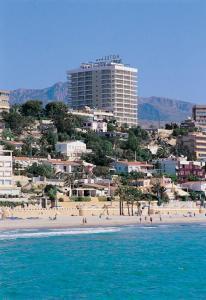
83, 120, 107, 132
115, 161, 153, 175
67, 55, 138, 127
0, 90, 10, 114
55, 141, 88, 158
0, 148, 20, 196
46, 159, 81, 173
181, 181, 206, 194
69, 107, 114, 122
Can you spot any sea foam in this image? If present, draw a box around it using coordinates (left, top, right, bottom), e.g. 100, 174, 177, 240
0, 227, 121, 240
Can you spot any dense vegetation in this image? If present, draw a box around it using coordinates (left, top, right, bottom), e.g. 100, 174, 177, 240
2, 100, 152, 170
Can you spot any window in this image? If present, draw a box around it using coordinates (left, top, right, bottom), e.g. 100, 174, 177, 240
4, 180, 11, 185
4, 161, 11, 167
4, 171, 11, 176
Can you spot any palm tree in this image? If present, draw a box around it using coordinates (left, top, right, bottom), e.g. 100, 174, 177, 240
56, 170, 83, 198
156, 146, 169, 159
38, 135, 49, 157
115, 185, 126, 215
141, 193, 156, 215
151, 182, 166, 205
23, 135, 36, 157
115, 185, 143, 216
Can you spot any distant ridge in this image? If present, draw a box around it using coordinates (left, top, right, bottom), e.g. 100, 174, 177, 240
10, 82, 67, 105
9, 82, 194, 123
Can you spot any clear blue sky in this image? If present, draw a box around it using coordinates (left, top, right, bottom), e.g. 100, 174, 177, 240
0, 0, 206, 103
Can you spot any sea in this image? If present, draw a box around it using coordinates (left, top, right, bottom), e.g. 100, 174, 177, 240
0, 223, 206, 300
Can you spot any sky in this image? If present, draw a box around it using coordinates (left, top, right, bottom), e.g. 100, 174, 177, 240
0, 0, 206, 103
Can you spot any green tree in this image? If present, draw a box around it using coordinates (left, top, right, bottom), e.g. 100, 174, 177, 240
44, 184, 58, 207
2, 110, 34, 134
156, 146, 170, 159
43, 130, 58, 151
127, 132, 139, 152
115, 185, 142, 216
27, 163, 55, 178
1, 128, 15, 140
22, 135, 36, 157
129, 126, 149, 143
45, 102, 68, 119
93, 166, 110, 178
21, 100, 43, 118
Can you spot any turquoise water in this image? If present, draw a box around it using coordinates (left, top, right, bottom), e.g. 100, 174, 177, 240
1, 224, 206, 299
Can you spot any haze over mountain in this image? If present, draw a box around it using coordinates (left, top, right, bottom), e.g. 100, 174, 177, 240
9, 82, 194, 123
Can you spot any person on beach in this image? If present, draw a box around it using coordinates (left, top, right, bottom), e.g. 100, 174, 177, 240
160, 216, 162, 222
150, 216, 153, 223
85, 217, 87, 224
139, 217, 142, 223
145, 216, 147, 221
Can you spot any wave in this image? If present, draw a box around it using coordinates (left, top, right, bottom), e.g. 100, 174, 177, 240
0, 227, 121, 240
139, 226, 157, 229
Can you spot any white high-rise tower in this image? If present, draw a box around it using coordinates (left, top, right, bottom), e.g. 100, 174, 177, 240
67, 55, 138, 127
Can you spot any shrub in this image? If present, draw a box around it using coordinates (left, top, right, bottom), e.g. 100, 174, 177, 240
98, 196, 107, 202
70, 196, 91, 202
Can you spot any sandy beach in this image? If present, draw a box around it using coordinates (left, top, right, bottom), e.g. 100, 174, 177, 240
1, 214, 206, 231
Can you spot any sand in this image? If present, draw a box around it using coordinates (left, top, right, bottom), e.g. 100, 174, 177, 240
1, 214, 206, 231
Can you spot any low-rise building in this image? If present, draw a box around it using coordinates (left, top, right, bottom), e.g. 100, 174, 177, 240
180, 117, 196, 129
181, 181, 206, 194
114, 160, 153, 175
153, 158, 177, 175
83, 120, 107, 132
177, 160, 205, 182
55, 141, 89, 158
13, 156, 47, 171
69, 107, 114, 122
47, 159, 82, 173
38, 119, 57, 133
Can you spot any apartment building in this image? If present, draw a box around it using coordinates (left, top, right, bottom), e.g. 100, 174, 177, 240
0, 90, 10, 114
0, 148, 20, 195
67, 55, 138, 127
192, 105, 206, 127
177, 132, 206, 160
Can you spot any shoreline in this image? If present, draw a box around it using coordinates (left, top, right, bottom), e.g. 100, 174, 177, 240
1, 215, 206, 231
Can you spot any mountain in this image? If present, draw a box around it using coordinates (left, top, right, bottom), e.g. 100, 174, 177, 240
10, 82, 67, 106
9, 82, 194, 123
139, 96, 194, 122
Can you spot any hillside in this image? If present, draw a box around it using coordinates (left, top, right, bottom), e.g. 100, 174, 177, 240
9, 82, 194, 123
